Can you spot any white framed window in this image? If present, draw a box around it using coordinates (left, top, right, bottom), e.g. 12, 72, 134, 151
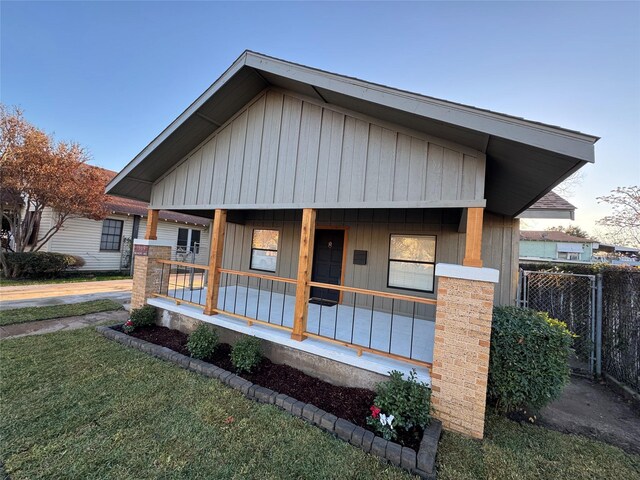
557, 251, 580, 261
250, 229, 279, 273
177, 228, 201, 256
387, 234, 436, 293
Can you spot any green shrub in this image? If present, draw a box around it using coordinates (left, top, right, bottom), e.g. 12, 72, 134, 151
367, 369, 431, 441
231, 336, 262, 373
129, 305, 156, 328
488, 306, 574, 413
3, 252, 84, 278
187, 324, 219, 360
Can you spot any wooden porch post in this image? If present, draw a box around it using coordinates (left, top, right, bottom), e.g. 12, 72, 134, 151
203, 209, 227, 315
144, 209, 159, 240
462, 207, 484, 267
292, 208, 316, 341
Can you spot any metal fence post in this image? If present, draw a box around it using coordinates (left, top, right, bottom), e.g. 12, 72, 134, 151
516, 268, 523, 307
595, 273, 603, 377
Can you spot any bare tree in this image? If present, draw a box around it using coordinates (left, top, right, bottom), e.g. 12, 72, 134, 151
553, 171, 584, 198
597, 186, 640, 247
545, 225, 592, 239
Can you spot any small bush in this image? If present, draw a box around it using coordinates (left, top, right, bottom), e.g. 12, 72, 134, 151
3, 252, 84, 278
129, 305, 156, 328
231, 336, 262, 373
187, 324, 219, 360
367, 369, 431, 441
489, 306, 574, 413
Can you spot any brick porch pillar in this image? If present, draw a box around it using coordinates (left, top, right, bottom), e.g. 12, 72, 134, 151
131, 239, 172, 309
431, 263, 499, 439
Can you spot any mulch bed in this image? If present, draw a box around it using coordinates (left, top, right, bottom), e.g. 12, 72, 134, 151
120, 324, 422, 450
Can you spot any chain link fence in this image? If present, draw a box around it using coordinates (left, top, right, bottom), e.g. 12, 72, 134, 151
601, 269, 640, 392
519, 271, 597, 375
519, 265, 640, 393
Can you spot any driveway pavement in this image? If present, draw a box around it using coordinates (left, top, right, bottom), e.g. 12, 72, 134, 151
0, 280, 132, 309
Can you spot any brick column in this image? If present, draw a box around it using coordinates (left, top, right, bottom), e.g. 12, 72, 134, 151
431, 263, 499, 439
131, 239, 172, 309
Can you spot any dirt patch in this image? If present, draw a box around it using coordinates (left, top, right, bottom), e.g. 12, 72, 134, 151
539, 376, 640, 455
121, 325, 423, 450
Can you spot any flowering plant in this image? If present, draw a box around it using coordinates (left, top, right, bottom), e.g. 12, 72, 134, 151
367, 404, 396, 440
123, 319, 135, 334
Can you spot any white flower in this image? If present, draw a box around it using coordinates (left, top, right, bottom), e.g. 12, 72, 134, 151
379, 414, 395, 429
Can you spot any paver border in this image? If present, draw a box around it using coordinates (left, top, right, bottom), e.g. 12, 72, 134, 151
96, 325, 441, 479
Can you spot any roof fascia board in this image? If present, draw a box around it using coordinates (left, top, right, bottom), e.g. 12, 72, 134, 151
517, 209, 575, 220
106, 52, 250, 194
245, 53, 597, 162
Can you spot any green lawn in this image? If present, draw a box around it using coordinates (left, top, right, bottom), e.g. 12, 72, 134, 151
0, 299, 123, 326
0, 275, 131, 287
1, 328, 639, 480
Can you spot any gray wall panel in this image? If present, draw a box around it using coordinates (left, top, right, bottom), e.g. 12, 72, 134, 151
221, 209, 517, 309
151, 89, 486, 210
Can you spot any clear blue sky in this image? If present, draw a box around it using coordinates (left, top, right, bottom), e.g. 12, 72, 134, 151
2, 1, 639, 232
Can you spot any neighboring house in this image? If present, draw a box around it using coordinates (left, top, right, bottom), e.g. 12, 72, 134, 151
10, 168, 211, 271
517, 191, 577, 220
106, 51, 598, 438
593, 243, 640, 266
520, 230, 599, 263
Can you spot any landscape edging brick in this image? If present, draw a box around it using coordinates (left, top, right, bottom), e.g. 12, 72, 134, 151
96, 324, 440, 478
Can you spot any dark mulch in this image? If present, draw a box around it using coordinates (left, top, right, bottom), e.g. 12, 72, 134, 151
125, 324, 190, 356
117, 324, 422, 450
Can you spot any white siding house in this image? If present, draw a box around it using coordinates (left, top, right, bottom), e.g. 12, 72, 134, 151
34, 168, 211, 271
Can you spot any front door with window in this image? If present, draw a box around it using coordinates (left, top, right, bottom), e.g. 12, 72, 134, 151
310, 229, 345, 304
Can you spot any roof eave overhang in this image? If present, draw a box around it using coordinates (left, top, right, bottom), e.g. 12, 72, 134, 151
107, 51, 599, 217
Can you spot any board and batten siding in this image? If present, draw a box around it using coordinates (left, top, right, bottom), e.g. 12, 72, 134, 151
38, 208, 210, 271
220, 209, 518, 311
150, 89, 486, 211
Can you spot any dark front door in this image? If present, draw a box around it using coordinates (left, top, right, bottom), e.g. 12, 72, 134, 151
310, 229, 345, 304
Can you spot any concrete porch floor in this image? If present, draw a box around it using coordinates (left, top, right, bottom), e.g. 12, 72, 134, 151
167, 284, 435, 364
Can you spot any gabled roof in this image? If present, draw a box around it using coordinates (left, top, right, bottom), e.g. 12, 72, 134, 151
520, 230, 596, 243
107, 51, 599, 217
98, 167, 209, 226
518, 191, 576, 220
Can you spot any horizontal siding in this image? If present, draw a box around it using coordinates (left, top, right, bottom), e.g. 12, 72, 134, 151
151, 89, 486, 210
141, 218, 210, 265
43, 212, 135, 271
39, 208, 210, 271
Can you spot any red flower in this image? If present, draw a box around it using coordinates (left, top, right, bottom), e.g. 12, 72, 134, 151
370, 405, 381, 419
125, 320, 133, 326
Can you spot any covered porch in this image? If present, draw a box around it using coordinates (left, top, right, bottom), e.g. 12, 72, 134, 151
137, 204, 488, 384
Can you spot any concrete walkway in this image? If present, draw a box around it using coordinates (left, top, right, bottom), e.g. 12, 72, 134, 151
0, 309, 129, 340
539, 376, 640, 455
0, 279, 132, 309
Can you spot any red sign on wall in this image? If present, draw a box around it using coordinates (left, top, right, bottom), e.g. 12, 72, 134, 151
134, 244, 149, 256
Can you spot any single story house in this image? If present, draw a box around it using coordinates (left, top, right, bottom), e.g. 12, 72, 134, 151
106, 51, 598, 438
520, 230, 599, 263
593, 243, 640, 266
8, 167, 211, 271
517, 190, 577, 221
